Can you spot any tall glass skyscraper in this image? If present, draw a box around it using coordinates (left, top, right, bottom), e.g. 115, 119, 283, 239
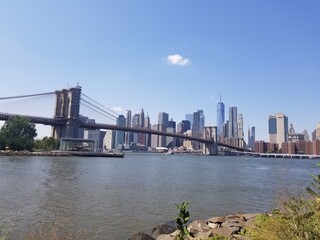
228, 107, 238, 137
217, 96, 225, 136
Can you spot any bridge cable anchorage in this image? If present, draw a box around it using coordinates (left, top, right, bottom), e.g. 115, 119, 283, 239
81, 93, 120, 116
80, 99, 117, 121
0, 92, 55, 101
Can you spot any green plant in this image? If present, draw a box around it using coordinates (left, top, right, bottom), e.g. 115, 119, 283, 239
244, 162, 320, 240
175, 202, 193, 240
307, 162, 320, 202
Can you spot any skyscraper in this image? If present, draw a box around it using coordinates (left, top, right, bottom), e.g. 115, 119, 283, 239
269, 113, 288, 147
158, 112, 169, 129
115, 115, 126, 147
237, 113, 244, 139
198, 110, 205, 135
125, 110, 132, 145
217, 96, 225, 136
228, 107, 238, 137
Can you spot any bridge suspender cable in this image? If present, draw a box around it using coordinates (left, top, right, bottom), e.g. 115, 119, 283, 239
80, 98, 118, 120
81, 93, 119, 116
0, 92, 55, 100
80, 102, 117, 121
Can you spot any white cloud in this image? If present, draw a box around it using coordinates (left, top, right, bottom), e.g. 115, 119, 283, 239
112, 106, 123, 112
167, 54, 191, 66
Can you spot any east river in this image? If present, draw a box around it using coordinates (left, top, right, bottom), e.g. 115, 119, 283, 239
0, 153, 318, 239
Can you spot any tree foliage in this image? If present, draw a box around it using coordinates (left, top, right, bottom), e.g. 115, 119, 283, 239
34, 137, 59, 151
0, 116, 37, 151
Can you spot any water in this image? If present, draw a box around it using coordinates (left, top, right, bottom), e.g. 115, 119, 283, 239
0, 153, 318, 239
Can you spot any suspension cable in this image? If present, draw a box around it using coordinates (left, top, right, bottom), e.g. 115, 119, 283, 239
80, 98, 118, 120
81, 101, 117, 121
0, 92, 55, 100
81, 93, 119, 116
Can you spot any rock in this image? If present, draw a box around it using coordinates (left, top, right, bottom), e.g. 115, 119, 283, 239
211, 226, 240, 238
151, 223, 175, 239
156, 230, 179, 240
194, 230, 212, 238
237, 213, 258, 221
207, 216, 225, 223
128, 232, 155, 240
208, 222, 220, 228
187, 220, 210, 236
221, 219, 245, 228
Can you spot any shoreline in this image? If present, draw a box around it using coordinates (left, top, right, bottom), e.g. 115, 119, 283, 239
129, 213, 259, 240
0, 150, 124, 158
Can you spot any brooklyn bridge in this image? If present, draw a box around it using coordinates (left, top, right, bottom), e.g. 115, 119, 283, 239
0, 86, 247, 155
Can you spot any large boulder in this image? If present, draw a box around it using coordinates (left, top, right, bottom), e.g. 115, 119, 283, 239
151, 223, 176, 239
128, 232, 155, 240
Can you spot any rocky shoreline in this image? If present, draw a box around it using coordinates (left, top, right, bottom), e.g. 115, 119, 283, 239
129, 213, 259, 240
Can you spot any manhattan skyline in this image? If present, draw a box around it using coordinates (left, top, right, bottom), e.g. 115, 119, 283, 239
0, 1, 319, 140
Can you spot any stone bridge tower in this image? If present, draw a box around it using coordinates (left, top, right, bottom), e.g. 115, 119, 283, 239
51, 86, 81, 139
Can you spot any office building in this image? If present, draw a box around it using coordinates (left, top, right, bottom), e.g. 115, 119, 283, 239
248, 126, 255, 149
125, 110, 132, 145
217, 96, 225, 136
115, 115, 126, 147
228, 107, 238, 137
198, 110, 205, 135
237, 113, 244, 139
181, 120, 191, 133
316, 123, 320, 140
158, 112, 169, 129
185, 114, 193, 129
268, 113, 288, 147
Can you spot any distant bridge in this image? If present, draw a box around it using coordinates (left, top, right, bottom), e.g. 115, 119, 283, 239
0, 87, 248, 155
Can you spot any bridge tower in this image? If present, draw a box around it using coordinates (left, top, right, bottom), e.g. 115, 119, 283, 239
202, 126, 218, 155
51, 86, 81, 139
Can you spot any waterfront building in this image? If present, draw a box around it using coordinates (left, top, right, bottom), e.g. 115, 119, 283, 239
217, 96, 225, 136
115, 115, 126, 148
268, 113, 288, 147
316, 122, 320, 140
103, 130, 115, 150
177, 123, 182, 133
192, 111, 200, 137
228, 107, 238, 138
288, 123, 304, 142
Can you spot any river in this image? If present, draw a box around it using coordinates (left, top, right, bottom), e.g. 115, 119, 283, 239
0, 153, 318, 239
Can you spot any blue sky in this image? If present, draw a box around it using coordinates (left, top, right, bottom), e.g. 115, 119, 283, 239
0, 1, 319, 140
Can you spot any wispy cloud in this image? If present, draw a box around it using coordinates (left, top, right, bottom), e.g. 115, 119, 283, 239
167, 54, 191, 66
112, 106, 123, 112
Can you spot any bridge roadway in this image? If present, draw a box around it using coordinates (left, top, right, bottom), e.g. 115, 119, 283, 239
0, 112, 246, 151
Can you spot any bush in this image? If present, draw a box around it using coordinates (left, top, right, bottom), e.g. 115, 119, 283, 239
245, 162, 320, 240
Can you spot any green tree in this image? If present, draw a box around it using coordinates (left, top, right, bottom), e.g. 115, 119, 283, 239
0, 116, 37, 151
34, 137, 59, 151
